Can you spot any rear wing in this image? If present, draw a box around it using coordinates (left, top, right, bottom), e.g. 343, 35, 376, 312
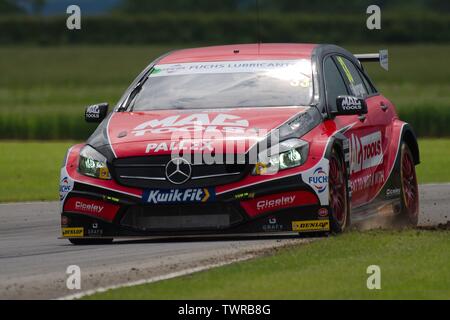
355, 49, 389, 71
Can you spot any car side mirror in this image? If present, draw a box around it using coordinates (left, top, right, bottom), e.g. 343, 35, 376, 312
85, 103, 109, 123
333, 96, 368, 116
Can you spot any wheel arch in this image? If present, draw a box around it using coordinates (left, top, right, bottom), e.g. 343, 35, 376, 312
401, 124, 420, 165
324, 132, 351, 179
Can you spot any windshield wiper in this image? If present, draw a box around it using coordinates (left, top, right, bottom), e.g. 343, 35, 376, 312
118, 69, 152, 112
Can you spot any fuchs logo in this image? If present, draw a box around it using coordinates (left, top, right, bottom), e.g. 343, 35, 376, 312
143, 188, 214, 204
309, 167, 328, 193
132, 114, 249, 136
350, 131, 383, 174
60, 177, 71, 193
341, 96, 362, 110
59, 176, 73, 201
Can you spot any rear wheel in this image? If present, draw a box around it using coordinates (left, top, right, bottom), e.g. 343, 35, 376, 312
69, 238, 113, 245
399, 143, 419, 226
329, 148, 349, 233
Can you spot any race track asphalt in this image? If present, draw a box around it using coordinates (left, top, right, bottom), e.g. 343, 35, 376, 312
0, 184, 449, 299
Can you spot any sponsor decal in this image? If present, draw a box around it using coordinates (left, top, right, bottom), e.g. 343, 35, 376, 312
87, 229, 103, 236
351, 169, 385, 193
301, 159, 330, 206
318, 208, 329, 218
64, 197, 119, 222
145, 141, 214, 153
386, 188, 401, 198
240, 191, 317, 218
87, 224, 103, 237
350, 131, 383, 174
85, 104, 101, 119
61, 216, 69, 227
234, 192, 255, 200
85, 103, 107, 122
150, 60, 311, 77
380, 49, 389, 71
308, 167, 328, 193
103, 195, 120, 203
143, 188, 215, 204
257, 195, 296, 211
292, 220, 330, 232
75, 201, 104, 214
59, 170, 74, 202
132, 113, 249, 136
262, 217, 284, 232
341, 96, 362, 111
62, 227, 84, 237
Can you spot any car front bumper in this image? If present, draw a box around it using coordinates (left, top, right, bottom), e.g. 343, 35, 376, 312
60, 175, 331, 239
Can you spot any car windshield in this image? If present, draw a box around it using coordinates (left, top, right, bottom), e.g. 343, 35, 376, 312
131, 59, 313, 111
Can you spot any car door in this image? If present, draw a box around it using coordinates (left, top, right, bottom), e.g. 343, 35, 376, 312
322, 55, 370, 207
333, 55, 387, 208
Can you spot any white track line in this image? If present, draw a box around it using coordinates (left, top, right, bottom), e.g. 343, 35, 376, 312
58, 254, 255, 300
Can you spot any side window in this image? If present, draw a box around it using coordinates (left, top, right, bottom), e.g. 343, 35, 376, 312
359, 69, 377, 94
323, 56, 349, 112
335, 56, 368, 98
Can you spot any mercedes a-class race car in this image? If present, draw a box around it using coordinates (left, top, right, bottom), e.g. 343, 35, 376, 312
60, 43, 420, 244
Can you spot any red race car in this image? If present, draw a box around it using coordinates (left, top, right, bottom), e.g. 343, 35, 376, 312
59, 44, 419, 244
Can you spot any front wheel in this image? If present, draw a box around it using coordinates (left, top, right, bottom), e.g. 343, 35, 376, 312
399, 143, 419, 226
69, 238, 113, 245
329, 148, 349, 233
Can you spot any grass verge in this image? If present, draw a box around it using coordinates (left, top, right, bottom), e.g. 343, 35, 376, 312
84, 229, 450, 299
0, 139, 448, 202
0, 141, 76, 202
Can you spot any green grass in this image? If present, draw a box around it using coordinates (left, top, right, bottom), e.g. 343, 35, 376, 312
416, 139, 450, 183
84, 229, 450, 299
0, 45, 174, 139
0, 44, 449, 139
0, 45, 174, 114
0, 141, 76, 202
0, 138, 449, 202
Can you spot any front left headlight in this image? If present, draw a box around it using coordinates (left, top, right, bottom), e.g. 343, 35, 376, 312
78, 145, 111, 180
252, 139, 309, 175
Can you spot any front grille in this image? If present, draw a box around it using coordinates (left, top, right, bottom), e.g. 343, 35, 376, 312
112, 155, 251, 188
120, 203, 244, 231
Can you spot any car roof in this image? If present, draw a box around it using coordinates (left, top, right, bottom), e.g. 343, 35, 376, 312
158, 43, 318, 64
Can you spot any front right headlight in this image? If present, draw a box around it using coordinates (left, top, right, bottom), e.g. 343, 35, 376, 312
78, 145, 111, 180
252, 139, 309, 175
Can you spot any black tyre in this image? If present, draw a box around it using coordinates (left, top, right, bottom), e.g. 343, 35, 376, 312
399, 143, 419, 226
329, 148, 350, 233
